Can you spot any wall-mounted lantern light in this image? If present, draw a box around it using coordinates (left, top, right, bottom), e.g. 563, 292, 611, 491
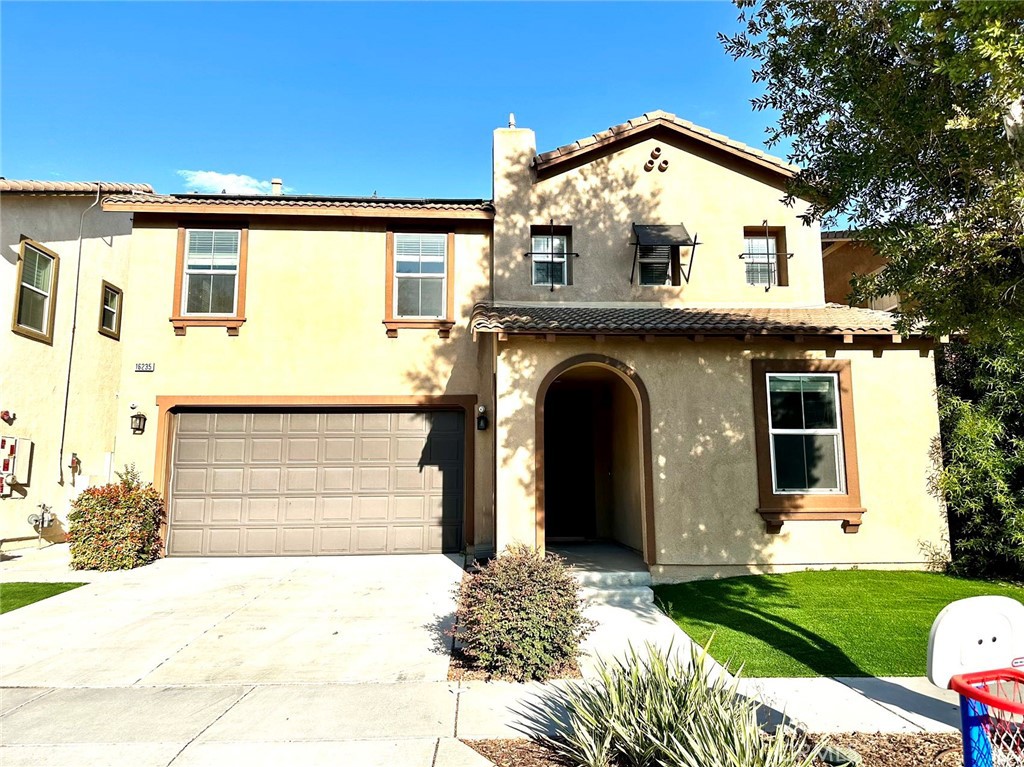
476, 405, 489, 431
130, 412, 147, 435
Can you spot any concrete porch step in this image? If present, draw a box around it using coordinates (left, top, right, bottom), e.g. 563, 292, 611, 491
570, 569, 652, 589
579, 585, 655, 606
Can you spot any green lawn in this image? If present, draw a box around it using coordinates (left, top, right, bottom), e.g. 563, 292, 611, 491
654, 570, 1024, 677
0, 582, 86, 614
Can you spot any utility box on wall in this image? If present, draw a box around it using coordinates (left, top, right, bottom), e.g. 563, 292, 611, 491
0, 437, 32, 497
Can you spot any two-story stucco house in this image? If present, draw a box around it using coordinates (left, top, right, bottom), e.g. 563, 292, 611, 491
1, 180, 152, 547
15, 111, 944, 581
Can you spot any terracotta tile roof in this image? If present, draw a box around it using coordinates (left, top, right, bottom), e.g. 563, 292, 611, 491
471, 303, 923, 338
533, 110, 799, 177
0, 179, 153, 194
102, 192, 494, 214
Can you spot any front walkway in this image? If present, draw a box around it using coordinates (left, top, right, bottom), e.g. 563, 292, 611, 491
0, 544, 963, 767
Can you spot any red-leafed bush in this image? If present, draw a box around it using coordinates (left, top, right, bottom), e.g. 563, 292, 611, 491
67, 465, 164, 571
450, 544, 595, 681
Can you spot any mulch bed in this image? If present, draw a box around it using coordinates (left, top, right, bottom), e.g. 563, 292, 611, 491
448, 648, 582, 682
465, 732, 964, 766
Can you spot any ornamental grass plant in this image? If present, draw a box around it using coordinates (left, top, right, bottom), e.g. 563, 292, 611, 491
542, 643, 820, 767
67, 465, 164, 571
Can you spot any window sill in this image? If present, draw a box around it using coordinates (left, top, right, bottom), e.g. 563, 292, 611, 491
383, 319, 454, 338
12, 324, 54, 345
170, 316, 246, 336
757, 507, 865, 535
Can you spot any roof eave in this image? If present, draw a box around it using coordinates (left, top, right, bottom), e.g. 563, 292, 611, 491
102, 200, 495, 220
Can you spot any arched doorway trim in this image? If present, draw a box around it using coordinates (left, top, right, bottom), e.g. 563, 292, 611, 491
535, 354, 657, 565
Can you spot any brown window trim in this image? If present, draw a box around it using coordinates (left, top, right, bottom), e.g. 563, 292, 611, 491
170, 224, 249, 336
98, 280, 123, 341
751, 359, 863, 534
383, 230, 456, 338
743, 225, 789, 287
11, 238, 60, 345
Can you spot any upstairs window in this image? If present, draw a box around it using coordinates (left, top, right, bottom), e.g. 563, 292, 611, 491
742, 225, 789, 288
183, 229, 241, 315
13, 240, 59, 344
394, 233, 447, 318
638, 245, 675, 286
98, 281, 123, 340
531, 233, 569, 286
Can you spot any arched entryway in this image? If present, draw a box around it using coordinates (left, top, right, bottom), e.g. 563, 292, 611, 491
535, 355, 656, 565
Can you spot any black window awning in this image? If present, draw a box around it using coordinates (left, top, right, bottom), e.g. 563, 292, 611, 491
633, 224, 694, 247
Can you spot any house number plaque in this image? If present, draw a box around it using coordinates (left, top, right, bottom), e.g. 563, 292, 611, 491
134, 363, 156, 373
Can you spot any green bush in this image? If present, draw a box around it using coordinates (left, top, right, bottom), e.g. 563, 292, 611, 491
451, 544, 596, 682
544, 643, 820, 767
67, 465, 164, 571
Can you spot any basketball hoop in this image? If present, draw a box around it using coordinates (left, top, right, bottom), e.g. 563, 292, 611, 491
928, 596, 1024, 767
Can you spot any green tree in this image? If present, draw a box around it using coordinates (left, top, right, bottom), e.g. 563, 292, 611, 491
720, 0, 1024, 343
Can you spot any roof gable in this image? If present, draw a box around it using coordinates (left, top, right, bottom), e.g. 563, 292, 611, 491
532, 111, 799, 181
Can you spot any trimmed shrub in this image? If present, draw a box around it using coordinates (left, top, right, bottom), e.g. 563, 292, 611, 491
67, 465, 164, 571
544, 643, 821, 767
451, 544, 596, 682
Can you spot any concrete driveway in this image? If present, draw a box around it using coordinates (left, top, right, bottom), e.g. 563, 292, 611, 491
1, 547, 463, 687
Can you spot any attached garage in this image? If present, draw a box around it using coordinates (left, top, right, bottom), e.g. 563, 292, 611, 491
166, 409, 465, 556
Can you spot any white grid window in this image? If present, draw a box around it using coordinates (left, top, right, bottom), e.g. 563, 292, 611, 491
183, 230, 240, 315
395, 233, 446, 318
16, 243, 56, 334
745, 235, 778, 287
531, 235, 567, 286
767, 373, 845, 493
100, 283, 122, 338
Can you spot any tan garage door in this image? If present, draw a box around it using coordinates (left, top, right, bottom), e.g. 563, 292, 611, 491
167, 409, 464, 556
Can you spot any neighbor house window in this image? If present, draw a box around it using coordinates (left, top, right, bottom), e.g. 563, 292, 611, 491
531, 232, 568, 286
743, 226, 789, 288
98, 281, 123, 340
750, 360, 863, 534
767, 374, 844, 493
183, 229, 240, 315
170, 224, 248, 335
12, 239, 59, 344
384, 231, 455, 337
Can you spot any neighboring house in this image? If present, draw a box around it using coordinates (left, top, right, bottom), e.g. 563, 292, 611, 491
16, 109, 942, 582
0, 179, 153, 547
821, 230, 899, 311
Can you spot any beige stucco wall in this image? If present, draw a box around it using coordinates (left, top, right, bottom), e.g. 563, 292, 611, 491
494, 336, 946, 582
114, 218, 496, 552
0, 195, 133, 546
493, 128, 824, 307
823, 240, 888, 305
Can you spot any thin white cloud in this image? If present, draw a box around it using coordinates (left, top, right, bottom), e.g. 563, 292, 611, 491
176, 170, 293, 195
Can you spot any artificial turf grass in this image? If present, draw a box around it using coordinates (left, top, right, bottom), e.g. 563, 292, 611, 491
0, 582, 85, 614
653, 570, 1024, 678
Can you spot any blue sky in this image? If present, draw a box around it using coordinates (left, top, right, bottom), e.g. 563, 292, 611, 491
1, 2, 785, 198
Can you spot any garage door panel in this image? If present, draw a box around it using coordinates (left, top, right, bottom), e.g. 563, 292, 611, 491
324, 438, 355, 462
355, 526, 389, 553
322, 497, 353, 521
168, 528, 204, 555
287, 438, 320, 462
284, 497, 316, 522
319, 527, 352, 553
243, 528, 277, 555
251, 438, 284, 462
168, 409, 464, 556
282, 527, 315, 555
285, 467, 317, 492
174, 468, 208, 493
171, 498, 206, 523
208, 528, 243, 555
213, 439, 246, 463
214, 412, 247, 433
210, 498, 243, 523
212, 468, 244, 493
176, 438, 210, 463
357, 466, 389, 491
247, 498, 281, 523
